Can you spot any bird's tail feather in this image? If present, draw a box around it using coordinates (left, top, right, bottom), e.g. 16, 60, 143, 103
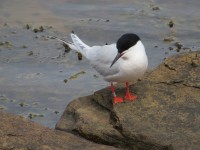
53, 36, 77, 51
53, 32, 90, 58
70, 32, 90, 57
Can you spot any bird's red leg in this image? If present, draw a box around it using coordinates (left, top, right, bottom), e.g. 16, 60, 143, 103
110, 82, 123, 104
124, 82, 137, 101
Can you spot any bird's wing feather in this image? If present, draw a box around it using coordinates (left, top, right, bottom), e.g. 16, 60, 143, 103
88, 44, 120, 78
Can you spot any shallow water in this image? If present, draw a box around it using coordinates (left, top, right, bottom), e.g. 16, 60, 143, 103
0, 0, 199, 128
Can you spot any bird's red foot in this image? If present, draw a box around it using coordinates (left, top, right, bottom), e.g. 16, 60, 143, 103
113, 97, 123, 104
124, 92, 137, 101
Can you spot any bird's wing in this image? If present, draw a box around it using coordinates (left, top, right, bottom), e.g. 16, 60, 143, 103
89, 44, 120, 78
87, 44, 117, 62
55, 34, 120, 79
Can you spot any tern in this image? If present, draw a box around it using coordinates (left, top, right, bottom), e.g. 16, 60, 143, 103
56, 31, 148, 104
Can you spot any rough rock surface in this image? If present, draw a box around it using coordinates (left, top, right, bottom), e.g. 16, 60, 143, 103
0, 111, 119, 150
56, 52, 200, 150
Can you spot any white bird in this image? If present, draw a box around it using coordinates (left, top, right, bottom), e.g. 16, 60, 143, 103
56, 31, 148, 104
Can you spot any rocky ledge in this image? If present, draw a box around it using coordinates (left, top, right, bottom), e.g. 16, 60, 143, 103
56, 52, 200, 150
0, 111, 118, 150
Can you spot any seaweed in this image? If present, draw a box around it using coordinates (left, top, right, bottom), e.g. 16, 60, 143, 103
69, 71, 86, 80
163, 36, 174, 42
0, 41, 13, 48
168, 20, 174, 28
27, 51, 33, 56
33, 26, 44, 33
28, 113, 44, 119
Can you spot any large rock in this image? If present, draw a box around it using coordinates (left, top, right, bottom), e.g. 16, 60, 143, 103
0, 111, 119, 150
56, 52, 200, 150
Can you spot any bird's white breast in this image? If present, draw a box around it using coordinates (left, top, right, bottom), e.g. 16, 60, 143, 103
117, 41, 148, 82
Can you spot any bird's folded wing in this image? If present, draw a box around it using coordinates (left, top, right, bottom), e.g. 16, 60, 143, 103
89, 44, 120, 77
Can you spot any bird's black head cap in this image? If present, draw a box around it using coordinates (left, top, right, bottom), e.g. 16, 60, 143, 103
117, 33, 140, 53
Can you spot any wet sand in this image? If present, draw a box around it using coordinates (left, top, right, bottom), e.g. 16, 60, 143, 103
0, 0, 200, 127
